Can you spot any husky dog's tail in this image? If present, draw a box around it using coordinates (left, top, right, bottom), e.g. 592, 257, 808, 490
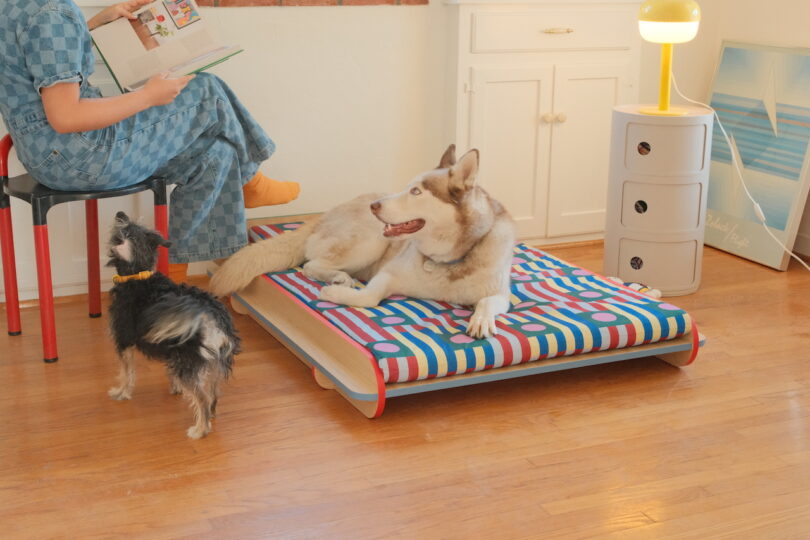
209, 220, 317, 297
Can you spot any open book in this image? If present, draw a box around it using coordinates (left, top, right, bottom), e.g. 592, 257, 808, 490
90, 0, 243, 92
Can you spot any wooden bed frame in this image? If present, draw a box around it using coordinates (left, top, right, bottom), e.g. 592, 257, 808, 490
217, 216, 704, 418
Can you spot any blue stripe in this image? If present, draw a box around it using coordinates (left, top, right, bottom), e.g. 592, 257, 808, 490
544, 312, 585, 351
403, 330, 439, 377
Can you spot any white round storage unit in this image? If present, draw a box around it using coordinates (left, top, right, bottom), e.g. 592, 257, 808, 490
603, 104, 713, 296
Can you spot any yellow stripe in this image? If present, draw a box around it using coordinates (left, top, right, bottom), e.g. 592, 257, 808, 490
528, 334, 540, 359
544, 308, 593, 351
410, 329, 448, 377
454, 349, 467, 374
392, 333, 430, 380
473, 346, 486, 371
522, 312, 564, 356
396, 301, 426, 321
667, 316, 676, 337
647, 309, 662, 341
605, 303, 650, 342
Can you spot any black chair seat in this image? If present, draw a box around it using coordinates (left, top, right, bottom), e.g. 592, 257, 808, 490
4, 174, 167, 224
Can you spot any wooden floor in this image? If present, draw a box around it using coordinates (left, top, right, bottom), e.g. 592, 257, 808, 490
2, 245, 810, 539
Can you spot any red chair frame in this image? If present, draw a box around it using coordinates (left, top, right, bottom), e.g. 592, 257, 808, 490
0, 134, 169, 362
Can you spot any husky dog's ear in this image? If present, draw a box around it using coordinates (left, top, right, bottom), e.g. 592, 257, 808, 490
114, 211, 130, 227
448, 149, 479, 200
437, 144, 456, 169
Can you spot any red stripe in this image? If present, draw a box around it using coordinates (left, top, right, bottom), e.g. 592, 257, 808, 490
491, 330, 514, 367
499, 323, 532, 365
522, 282, 559, 304
439, 311, 468, 332
626, 323, 637, 347
607, 325, 620, 349
406, 356, 419, 380
275, 272, 319, 302
386, 358, 400, 382
330, 309, 377, 344
351, 309, 396, 341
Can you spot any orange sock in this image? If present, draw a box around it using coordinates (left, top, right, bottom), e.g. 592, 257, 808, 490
243, 172, 300, 209
167, 263, 188, 284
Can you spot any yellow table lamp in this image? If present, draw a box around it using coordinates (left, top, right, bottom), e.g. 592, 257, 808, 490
639, 0, 701, 116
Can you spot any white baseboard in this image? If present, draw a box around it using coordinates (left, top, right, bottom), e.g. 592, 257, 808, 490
0, 262, 211, 304
0, 281, 106, 304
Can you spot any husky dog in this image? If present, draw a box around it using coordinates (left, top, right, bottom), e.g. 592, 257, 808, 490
210, 145, 516, 338
106, 212, 240, 439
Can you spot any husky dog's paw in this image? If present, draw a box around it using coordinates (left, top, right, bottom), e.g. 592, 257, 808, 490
108, 386, 132, 400
319, 285, 349, 304
330, 272, 355, 287
467, 313, 498, 339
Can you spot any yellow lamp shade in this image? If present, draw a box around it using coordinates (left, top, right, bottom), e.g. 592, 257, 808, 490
638, 0, 701, 43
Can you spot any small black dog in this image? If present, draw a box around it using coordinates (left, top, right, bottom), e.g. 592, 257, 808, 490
106, 212, 240, 439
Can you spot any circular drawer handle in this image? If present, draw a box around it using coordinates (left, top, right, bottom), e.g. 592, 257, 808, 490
542, 113, 555, 123
543, 27, 575, 34
556, 113, 567, 123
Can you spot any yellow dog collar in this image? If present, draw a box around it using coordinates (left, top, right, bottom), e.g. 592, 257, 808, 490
112, 271, 154, 284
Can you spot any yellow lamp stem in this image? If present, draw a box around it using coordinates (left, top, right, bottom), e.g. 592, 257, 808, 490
659, 43, 673, 112
641, 42, 688, 116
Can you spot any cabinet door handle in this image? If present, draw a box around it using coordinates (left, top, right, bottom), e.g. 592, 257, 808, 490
542, 113, 555, 124
556, 113, 568, 123
542, 27, 574, 34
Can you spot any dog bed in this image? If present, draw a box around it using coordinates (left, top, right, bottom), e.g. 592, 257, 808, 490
224, 220, 703, 418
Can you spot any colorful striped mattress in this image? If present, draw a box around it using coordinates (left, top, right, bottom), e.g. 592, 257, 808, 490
250, 224, 693, 384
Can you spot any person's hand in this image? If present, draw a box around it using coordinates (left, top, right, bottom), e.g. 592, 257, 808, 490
87, 0, 155, 31
142, 73, 195, 107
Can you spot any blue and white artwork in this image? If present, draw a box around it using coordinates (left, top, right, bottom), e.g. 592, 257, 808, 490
706, 42, 810, 270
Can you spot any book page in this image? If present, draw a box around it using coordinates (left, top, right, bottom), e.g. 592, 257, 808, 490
91, 0, 237, 91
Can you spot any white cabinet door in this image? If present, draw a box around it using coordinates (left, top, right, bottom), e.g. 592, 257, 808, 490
469, 66, 554, 239
546, 63, 631, 237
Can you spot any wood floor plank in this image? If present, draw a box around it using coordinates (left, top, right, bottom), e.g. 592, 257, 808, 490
2, 246, 810, 538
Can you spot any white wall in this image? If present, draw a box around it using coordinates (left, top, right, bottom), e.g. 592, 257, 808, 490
3, 0, 807, 305
1, 1, 449, 301
640, 0, 810, 255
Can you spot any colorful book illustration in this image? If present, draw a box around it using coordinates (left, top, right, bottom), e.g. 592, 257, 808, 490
162, 0, 201, 29
90, 0, 242, 92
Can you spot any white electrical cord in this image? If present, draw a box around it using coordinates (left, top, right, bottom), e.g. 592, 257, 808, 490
670, 72, 810, 272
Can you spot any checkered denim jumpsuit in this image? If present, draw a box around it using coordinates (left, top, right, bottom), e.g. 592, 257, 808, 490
0, 0, 275, 263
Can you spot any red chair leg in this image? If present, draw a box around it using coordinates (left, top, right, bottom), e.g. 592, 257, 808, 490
33, 224, 57, 363
85, 200, 101, 318
0, 205, 21, 336
154, 203, 169, 275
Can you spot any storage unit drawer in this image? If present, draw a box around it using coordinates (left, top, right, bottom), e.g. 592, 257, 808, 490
617, 239, 697, 292
624, 123, 708, 175
621, 182, 703, 231
472, 10, 636, 53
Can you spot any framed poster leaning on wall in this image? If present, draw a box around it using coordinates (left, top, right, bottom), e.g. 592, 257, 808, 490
706, 41, 810, 270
